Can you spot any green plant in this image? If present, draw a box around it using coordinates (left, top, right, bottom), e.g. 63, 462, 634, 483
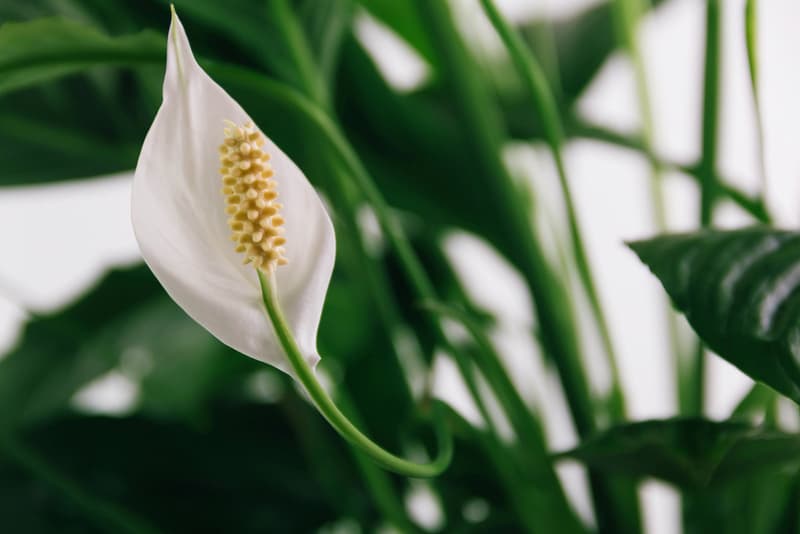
1, 1, 796, 533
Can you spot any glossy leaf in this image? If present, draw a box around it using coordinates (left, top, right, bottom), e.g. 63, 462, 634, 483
630, 227, 800, 403
558, 417, 800, 489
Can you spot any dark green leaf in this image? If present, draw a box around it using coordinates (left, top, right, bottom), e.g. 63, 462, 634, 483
0, 267, 162, 429
630, 227, 800, 403
0, 263, 262, 428
683, 465, 800, 534
0, 78, 150, 185
296, 0, 355, 85
336, 39, 526, 267
167, 0, 303, 79
1, 403, 348, 532
0, 17, 164, 96
504, 0, 667, 138
557, 417, 800, 489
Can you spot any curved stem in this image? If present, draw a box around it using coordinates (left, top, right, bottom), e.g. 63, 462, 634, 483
334, 391, 422, 533
257, 269, 452, 478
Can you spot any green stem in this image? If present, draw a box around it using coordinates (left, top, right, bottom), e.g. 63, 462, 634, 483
244, 2, 426, 513
413, 2, 633, 532
568, 121, 772, 223
213, 58, 535, 521
700, 0, 722, 227
0, 435, 160, 534
413, 0, 593, 442
255, 9, 533, 518
328, 153, 573, 530
612, 0, 668, 231
212, 59, 578, 527
335, 391, 421, 533
731, 383, 775, 419
442, 348, 542, 534
611, 0, 693, 422
257, 269, 451, 478
265, 0, 329, 109
744, 0, 769, 200
480, 0, 626, 421
687, 0, 723, 417
326, 159, 417, 402
423, 301, 587, 529
422, 302, 547, 452
446, 409, 553, 534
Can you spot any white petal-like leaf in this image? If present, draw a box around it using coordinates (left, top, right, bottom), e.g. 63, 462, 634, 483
131, 10, 335, 374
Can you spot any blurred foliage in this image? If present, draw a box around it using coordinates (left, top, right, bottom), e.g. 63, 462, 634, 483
557, 417, 800, 489
2, 0, 799, 533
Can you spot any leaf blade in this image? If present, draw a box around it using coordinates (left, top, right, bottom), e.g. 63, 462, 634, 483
629, 227, 800, 403
0, 17, 164, 96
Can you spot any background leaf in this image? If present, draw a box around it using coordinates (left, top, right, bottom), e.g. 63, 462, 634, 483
0, 17, 163, 96
558, 417, 800, 489
0, 403, 346, 533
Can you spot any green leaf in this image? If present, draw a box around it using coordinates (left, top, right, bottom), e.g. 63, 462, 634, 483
167, 0, 306, 81
0, 263, 260, 428
353, 0, 437, 69
500, 0, 667, 138
522, 1, 618, 106
557, 417, 800, 489
0, 17, 164, 96
0, 17, 165, 186
0, 97, 142, 185
296, 0, 355, 85
0, 266, 162, 428
629, 227, 800, 403
1, 403, 347, 532
684, 471, 800, 534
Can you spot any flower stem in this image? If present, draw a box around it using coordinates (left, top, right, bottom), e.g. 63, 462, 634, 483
334, 391, 422, 533
257, 269, 452, 478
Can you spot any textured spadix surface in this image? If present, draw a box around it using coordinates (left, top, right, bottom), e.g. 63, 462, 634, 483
131, 11, 335, 373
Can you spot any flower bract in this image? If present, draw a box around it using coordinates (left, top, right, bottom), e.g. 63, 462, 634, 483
131, 9, 335, 374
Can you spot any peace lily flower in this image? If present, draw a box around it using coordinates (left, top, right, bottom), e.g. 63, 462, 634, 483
131, 8, 451, 478
131, 8, 334, 376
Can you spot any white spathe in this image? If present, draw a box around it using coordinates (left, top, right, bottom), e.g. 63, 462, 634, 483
131, 10, 335, 374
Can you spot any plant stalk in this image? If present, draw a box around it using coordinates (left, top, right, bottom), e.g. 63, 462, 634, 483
258, 269, 452, 478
